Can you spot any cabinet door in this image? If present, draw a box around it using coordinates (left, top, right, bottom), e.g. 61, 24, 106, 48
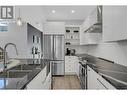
96, 74, 116, 89
65, 56, 78, 74
65, 63, 75, 74
74, 57, 79, 76
87, 66, 107, 89
27, 66, 47, 89
43, 72, 51, 89
96, 78, 108, 89
87, 66, 116, 89
76, 62, 80, 78
103, 6, 127, 41
87, 66, 98, 89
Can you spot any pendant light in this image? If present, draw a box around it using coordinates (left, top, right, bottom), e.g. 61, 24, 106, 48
17, 8, 22, 26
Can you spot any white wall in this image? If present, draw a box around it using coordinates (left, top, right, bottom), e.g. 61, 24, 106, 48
0, 23, 28, 58
81, 41, 127, 67
43, 22, 65, 34
15, 6, 46, 31
65, 20, 83, 25
0, 6, 47, 59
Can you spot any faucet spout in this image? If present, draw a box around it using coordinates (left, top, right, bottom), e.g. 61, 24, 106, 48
0, 47, 4, 61
0, 47, 4, 51
3, 43, 18, 70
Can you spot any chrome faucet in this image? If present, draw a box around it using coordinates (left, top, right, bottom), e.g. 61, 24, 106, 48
0, 47, 4, 51
3, 43, 18, 71
0, 47, 4, 61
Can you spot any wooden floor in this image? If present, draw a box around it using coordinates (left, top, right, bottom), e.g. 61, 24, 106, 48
52, 75, 81, 89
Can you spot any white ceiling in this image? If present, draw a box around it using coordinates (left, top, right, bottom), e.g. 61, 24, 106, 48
42, 6, 96, 22
0, 6, 96, 25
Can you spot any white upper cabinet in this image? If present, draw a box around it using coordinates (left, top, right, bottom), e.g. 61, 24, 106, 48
103, 6, 127, 42
43, 22, 65, 34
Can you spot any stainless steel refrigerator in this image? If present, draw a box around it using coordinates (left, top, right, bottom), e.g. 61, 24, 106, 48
43, 35, 65, 75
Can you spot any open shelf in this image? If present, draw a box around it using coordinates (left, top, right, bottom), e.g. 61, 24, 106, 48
65, 26, 80, 46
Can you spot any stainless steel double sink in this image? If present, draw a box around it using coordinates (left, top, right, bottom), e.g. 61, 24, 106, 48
0, 64, 41, 78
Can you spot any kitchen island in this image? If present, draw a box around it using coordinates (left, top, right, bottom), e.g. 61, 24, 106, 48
0, 59, 51, 89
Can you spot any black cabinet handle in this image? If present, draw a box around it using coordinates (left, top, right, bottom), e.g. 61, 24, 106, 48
97, 78, 108, 89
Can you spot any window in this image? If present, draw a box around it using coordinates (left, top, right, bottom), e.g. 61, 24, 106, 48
0, 80, 5, 89
0, 22, 8, 32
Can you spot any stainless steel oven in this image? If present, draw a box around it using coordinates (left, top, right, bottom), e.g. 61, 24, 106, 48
79, 61, 87, 89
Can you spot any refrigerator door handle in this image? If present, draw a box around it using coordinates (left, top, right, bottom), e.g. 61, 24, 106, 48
52, 61, 54, 75
54, 36, 56, 59
52, 36, 54, 60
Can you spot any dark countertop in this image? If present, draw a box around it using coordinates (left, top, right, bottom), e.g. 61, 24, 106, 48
0, 59, 50, 89
77, 53, 127, 89
65, 55, 77, 56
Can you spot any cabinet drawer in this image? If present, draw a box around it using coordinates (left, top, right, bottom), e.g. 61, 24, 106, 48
87, 66, 116, 89
96, 73, 116, 89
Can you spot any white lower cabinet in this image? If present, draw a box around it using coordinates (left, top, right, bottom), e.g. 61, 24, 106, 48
27, 66, 51, 89
76, 61, 80, 78
87, 66, 116, 90
43, 72, 51, 89
65, 56, 79, 75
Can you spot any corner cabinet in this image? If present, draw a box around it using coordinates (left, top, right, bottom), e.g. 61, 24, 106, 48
87, 66, 116, 89
103, 6, 127, 42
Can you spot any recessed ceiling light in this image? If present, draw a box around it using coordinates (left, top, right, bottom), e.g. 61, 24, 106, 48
52, 10, 56, 13
71, 10, 75, 13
